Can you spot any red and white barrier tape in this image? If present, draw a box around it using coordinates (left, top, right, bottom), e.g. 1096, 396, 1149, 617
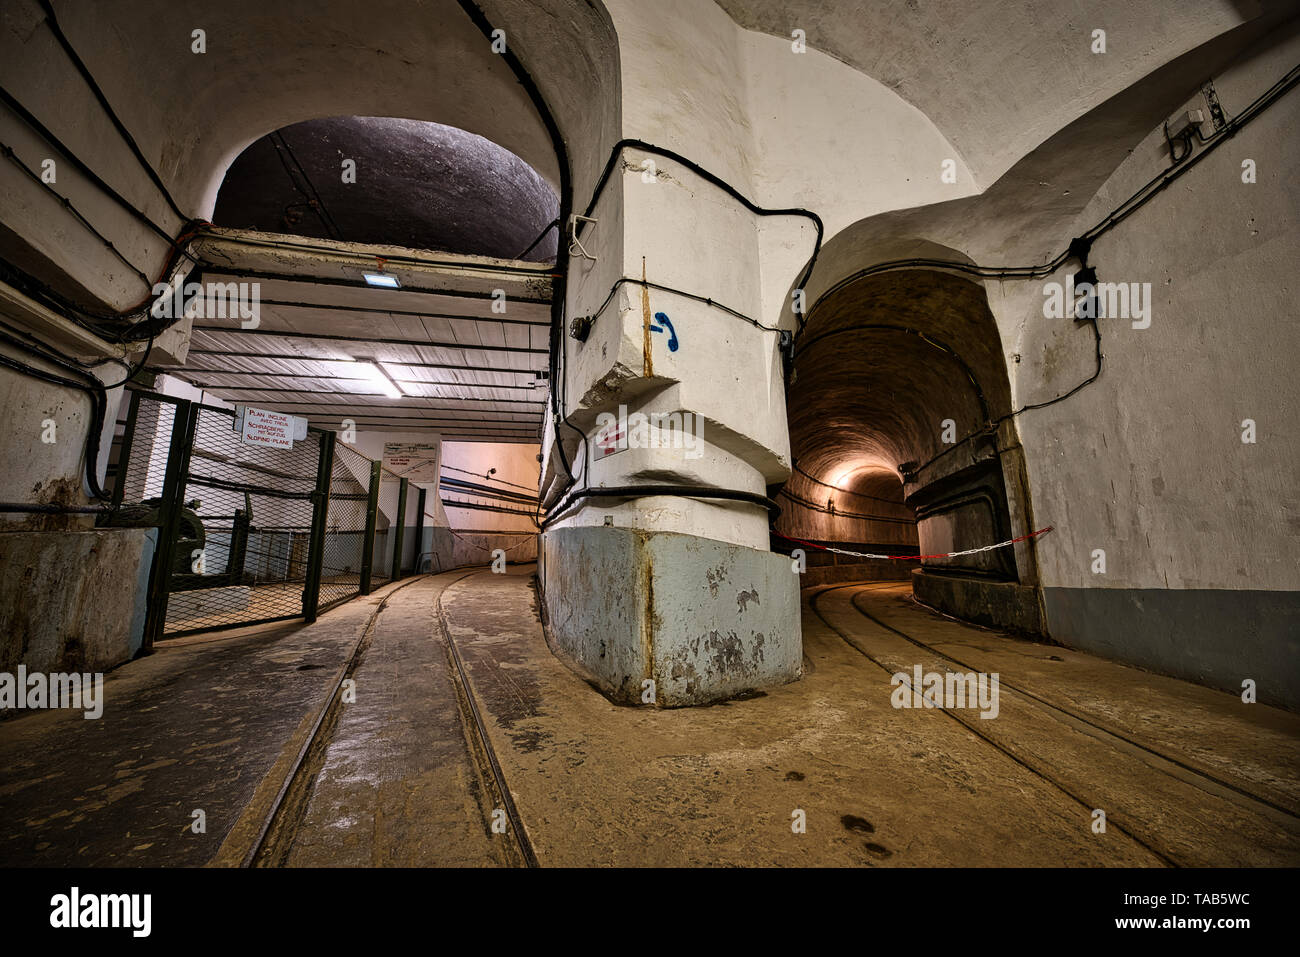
775, 525, 1054, 561
448, 528, 537, 553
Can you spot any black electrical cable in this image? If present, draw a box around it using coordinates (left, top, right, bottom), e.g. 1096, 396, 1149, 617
0, 139, 153, 289
1163, 120, 1194, 164
578, 139, 824, 327
776, 487, 916, 526
904, 315, 1102, 479
0, 310, 157, 514
515, 217, 560, 261
800, 60, 1300, 343
541, 484, 780, 531
439, 476, 539, 506
37, 0, 188, 223
0, 316, 134, 380
0, 347, 110, 500
793, 322, 993, 422
0, 83, 189, 250
0, 252, 145, 335
790, 462, 915, 507
0, 81, 207, 351
0, 317, 148, 391
0, 234, 200, 343
441, 497, 539, 519
441, 464, 539, 495
578, 275, 780, 335
542, 138, 824, 516
269, 130, 342, 241
452, 0, 576, 504
793, 59, 1298, 484
1079, 60, 1299, 245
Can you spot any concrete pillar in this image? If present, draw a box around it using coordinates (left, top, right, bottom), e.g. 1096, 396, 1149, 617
538, 2, 807, 706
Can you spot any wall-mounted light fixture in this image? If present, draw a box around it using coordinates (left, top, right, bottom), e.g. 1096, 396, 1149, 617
362, 272, 401, 289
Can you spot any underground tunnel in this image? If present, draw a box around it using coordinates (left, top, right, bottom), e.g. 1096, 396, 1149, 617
0, 0, 1296, 921
778, 268, 1041, 631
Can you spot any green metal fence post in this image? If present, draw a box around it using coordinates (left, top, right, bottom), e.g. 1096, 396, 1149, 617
359, 459, 381, 595
302, 430, 335, 621
391, 477, 408, 581
143, 398, 197, 649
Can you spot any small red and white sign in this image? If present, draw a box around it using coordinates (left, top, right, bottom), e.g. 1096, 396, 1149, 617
238, 407, 301, 449
593, 420, 626, 460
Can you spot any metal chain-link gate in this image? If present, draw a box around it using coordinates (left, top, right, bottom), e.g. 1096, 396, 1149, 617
103, 391, 416, 643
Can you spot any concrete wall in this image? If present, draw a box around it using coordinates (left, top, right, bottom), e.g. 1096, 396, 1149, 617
349, 432, 540, 574
0, 527, 155, 676
1011, 27, 1300, 707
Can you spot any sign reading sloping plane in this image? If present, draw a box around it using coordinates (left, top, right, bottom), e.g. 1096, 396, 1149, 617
235, 406, 308, 449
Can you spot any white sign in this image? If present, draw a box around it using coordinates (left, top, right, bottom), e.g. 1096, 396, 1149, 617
593, 418, 626, 460
383, 442, 440, 482
236, 407, 305, 449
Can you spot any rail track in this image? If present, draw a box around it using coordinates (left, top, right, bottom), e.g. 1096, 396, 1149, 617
809, 580, 1300, 868
240, 569, 536, 867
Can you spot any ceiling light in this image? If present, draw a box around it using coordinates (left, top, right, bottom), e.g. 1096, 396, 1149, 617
362, 272, 400, 289
353, 360, 404, 399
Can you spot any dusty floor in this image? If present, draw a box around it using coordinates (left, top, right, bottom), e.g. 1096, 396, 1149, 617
1, 567, 1296, 867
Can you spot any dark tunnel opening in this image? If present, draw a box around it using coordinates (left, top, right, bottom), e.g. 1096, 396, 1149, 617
214, 115, 561, 261
778, 269, 1040, 618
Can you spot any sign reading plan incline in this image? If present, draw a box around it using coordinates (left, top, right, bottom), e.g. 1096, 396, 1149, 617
235, 406, 308, 449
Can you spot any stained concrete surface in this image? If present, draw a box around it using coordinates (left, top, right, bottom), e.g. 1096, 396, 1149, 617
541, 526, 801, 706
2, 568, 1297, 867
282, 574, 505, 867
445, 571, 1299, 866
0, 527, 155, 674
1042, 586, 1300, 710
0, 580, 417, 866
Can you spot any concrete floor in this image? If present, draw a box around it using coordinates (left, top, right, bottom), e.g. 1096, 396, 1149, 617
1, 567, 1296, 867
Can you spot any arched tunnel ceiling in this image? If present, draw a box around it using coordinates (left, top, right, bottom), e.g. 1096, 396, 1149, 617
714, 0, 1262, 185
213, 116, 559, 261
22, 0, 565, 216
831, 466, 909, 504
0, 0, 623, 315
789, 270, 1010, 481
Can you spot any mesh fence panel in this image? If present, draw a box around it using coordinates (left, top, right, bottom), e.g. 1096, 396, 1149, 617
109, 393, 417, 638
110, 393, 181, 509
319, 441, 371, 609
370, 469, 402, 586
163, 405, 322, 635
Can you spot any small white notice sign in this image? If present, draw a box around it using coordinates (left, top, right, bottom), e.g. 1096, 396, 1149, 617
237, 407, 303, 449
382, 442, 440, 482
